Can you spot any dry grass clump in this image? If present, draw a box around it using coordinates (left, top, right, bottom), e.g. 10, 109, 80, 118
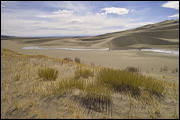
81, 84, 112, 112
160, 66, 168, 72
96, 68, 165, 97
83, 84, 112, 102
141, 76, 165, 96
38, 67, 58, 81
75, 57, 81, 63
126, 66, 141, 73
64, 57, 73, 62
50, 79, 84, 95
74, 67, 94, 79
172, 68, 178, 73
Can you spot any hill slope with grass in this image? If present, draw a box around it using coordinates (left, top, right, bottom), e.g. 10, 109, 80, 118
1, 48, 179, 119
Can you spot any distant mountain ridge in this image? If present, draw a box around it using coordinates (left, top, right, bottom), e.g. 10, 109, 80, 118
1, 35, 14, 37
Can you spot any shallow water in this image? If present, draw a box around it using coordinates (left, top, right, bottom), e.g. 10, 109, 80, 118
141, 49, 179, 55
130, 48, 179, 56
22, 46, 179, 56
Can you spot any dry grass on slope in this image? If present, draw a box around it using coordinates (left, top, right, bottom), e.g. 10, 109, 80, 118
1, 48, 179, 119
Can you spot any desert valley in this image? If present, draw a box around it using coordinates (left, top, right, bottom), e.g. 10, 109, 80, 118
1, 19, 179, 119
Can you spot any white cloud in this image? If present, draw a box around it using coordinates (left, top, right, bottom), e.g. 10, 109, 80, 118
101, 7, 129, 15
45, 1, 91, 12
162, 1, 179, 18
1, 2, 153, 37
52, 10, 73, 14
162, 1, 179, 10
36, 10, 74, 18
2, 9, 153, 37
168, 13, 179, 18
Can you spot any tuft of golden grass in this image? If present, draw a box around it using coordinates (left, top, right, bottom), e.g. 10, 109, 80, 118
74, 67, 94, 79
83, 84, 112, 102
50, 79, 84, 95
96, 68, 165, 97
81, 83, 112, 112
38, 67, 58, 81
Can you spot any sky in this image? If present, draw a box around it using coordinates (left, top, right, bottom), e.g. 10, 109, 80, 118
1, 1, 179, 37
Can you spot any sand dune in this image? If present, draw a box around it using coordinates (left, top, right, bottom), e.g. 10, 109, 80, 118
1, 19, 178, 50
108, 19, 179, 49
110, 33, 178, 49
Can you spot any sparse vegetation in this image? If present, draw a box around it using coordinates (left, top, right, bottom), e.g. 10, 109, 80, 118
64, 57, 73, 62
172, 68, 178, 73
81, 84, 112, 112
1, 48, 179, 119
50, 79, 84, 95
75, 57, 81, 63
38, 67, 58, 81
160, 66, 168, 72
74, 67, 94, 79
126, 66, 140, 73
91, 62, 95, 66
96, 68, 165, 96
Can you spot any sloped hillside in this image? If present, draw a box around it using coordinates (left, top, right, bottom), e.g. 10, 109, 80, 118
1, 48, 179, 119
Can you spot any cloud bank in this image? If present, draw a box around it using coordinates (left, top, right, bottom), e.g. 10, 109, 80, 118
1, 1, 178, 37
162, 1, 179, 18
101, 7, 129, 15
162, 1, 179, 10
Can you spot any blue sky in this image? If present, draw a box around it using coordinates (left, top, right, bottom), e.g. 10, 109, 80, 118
1, 1, 179, 37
